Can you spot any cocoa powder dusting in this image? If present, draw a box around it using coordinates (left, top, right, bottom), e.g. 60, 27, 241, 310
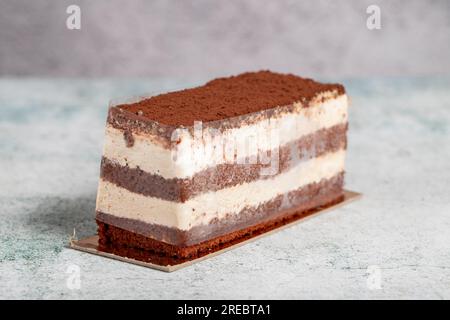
118, 70, 345, 126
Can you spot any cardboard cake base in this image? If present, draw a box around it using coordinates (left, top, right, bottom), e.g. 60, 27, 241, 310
69, 190, 361, 272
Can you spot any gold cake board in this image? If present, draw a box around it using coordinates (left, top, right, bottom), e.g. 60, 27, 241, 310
69, 190, 361, 272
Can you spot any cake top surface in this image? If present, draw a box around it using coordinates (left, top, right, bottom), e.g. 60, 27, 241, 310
117, 70, 345, 126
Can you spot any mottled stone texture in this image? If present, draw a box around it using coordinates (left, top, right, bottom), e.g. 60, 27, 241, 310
0, 76, 450, 299
0, 0, 450, 78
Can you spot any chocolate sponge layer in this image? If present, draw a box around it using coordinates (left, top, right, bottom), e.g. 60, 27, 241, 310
100, 123, 347, 202
97, 173, 344, 265
97, 172, 344, 250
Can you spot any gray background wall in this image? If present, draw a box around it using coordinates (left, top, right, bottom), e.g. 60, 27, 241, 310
1, 0, 449, 79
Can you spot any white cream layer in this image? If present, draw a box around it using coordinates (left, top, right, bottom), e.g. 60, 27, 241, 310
102, 94, 348, 179
96, 149, 345, 231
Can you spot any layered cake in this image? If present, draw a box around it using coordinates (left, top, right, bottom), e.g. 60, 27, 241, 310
96, 71, 348, 264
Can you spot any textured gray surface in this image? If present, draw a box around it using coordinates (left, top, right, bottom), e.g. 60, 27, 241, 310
1, 0, 450, 78
1, 76, 450, 299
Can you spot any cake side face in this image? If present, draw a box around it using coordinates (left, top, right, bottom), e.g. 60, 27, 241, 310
95, 71, 349, 259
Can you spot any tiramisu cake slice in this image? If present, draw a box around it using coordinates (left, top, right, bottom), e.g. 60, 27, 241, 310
96, 71, 348, 264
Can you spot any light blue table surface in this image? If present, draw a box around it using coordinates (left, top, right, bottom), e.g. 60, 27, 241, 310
0, 76, 449, 299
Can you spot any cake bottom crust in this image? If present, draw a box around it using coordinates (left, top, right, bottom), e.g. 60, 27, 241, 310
97, 189, 344, 266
